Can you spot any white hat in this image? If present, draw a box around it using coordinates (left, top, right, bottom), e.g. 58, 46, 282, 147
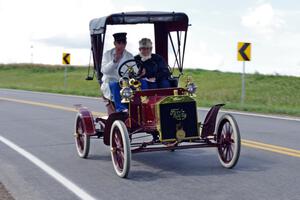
139, 38, 152, 48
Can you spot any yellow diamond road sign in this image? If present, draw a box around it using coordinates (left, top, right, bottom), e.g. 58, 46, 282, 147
238, 42, 251, 61
62, 53, 71, 65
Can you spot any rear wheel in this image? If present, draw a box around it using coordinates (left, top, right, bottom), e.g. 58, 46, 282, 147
110, 120, 131, 178
74, 114, 90, 158
216, 114, 241, 168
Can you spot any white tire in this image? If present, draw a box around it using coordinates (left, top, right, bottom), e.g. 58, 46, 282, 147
74, 113, 90, 158
110, 120, 131, 178
216, 114, 241, 168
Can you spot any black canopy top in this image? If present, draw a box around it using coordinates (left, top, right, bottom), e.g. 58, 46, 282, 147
89, 11, 189, 82
89, 11, 189, 35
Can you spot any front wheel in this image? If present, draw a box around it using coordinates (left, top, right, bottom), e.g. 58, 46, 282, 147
74, 114, 90, 158
216, 114, 241, 169
110, 120, 131, 178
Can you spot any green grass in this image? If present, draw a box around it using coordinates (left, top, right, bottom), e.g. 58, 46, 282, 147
0, 64, 299, 116
181, 69, 300, 116
0, 64, 99, 96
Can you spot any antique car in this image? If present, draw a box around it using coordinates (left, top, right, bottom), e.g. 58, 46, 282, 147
74, 11, 241, 178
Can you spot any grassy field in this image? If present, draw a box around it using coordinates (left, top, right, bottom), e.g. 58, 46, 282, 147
0, 64, 299, 116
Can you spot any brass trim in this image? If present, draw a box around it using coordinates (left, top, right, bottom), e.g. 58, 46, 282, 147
155, 95, 200, 142
173, 89, 178, 96
137, 105, 140, 125
128, 102, 131, 128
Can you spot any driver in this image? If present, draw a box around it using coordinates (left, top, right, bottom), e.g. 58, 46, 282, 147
101, 32, 133, 112
135, 38, 171, 89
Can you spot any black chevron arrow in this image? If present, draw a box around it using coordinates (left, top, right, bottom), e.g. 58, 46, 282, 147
63, 54, 70, 64
239, 43, 250, 61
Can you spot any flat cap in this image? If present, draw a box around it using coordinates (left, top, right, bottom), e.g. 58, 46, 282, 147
139, 38, 152, 48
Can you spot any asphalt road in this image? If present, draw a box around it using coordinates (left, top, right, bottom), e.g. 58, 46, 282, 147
0, 89, 300, 200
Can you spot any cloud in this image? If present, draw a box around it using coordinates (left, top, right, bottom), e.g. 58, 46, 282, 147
0, 0, 115, 64
241, 3, 285, 34
183, 36, 225, 69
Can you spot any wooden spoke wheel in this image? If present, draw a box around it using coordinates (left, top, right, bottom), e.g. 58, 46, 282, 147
216, 114, 241, 168
110, 120, 131, 178
74, 114, 90, 158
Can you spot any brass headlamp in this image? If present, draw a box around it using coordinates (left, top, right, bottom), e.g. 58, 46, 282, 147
119, 77, 133, 103
120, 87, 133, 103
129, 78, 141, 90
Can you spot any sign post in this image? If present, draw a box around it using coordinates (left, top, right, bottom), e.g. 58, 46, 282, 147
237, 42, 251, 104
62, 53, 71, 90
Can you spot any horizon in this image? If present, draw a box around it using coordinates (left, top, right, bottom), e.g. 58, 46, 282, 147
1, 62, 298, 78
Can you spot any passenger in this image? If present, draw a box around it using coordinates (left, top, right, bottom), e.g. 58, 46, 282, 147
135, 38, 171, 89
101, 32, 133, 112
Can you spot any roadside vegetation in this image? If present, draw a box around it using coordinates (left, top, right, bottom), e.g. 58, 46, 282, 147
0, 64, 299, 116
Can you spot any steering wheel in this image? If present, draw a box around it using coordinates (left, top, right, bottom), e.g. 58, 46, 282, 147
118, 59, 141, 79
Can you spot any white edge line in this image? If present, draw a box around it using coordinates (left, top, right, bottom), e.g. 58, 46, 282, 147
198, 108, 300, 122
1, 88, 299, 122
0, 135, 97, 200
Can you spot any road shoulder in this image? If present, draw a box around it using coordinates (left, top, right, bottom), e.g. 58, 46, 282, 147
0, 183, 14, 200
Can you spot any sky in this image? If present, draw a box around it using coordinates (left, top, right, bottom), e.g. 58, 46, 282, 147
0, 0, 300, 76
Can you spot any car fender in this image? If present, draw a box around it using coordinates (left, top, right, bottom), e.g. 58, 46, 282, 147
76, 107, 95, 136
103, 112, 128, 146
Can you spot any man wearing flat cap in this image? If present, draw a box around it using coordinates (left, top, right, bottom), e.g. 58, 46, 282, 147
135, 38, 171, 89
101, 32, 133, 112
